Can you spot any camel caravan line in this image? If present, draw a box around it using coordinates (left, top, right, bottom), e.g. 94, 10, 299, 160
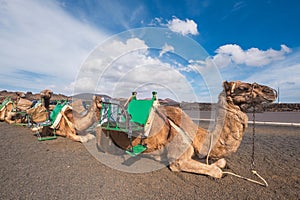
0, 81, 277, 184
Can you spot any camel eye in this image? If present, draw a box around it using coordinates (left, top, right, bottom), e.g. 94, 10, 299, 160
238, 86, 247, 91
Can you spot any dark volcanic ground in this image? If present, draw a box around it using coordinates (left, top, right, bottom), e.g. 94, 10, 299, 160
0, 122, 299, 200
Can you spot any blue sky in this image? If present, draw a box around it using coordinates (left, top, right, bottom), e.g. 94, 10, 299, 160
0, 0, 299, 102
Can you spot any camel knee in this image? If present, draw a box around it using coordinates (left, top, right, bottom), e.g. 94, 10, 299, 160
5, 118, 14, 124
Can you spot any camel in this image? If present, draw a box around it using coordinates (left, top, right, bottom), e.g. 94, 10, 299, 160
70, 99, 88, 115
2, 92, 34, 124
30, 90, 102, 143
0, 97, 14, 121
26, 89, 53, 125
96, 81, 277, 178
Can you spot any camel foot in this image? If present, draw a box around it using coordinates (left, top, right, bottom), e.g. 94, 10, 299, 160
212, 158, 226, 169
79, 134, 95, 143
31, 127, 39, 132
80, 136, 89, 143
207, 165, 223, 178
86, 133, 95, 140
169, 161, 223, 179
31, 126, 43, 132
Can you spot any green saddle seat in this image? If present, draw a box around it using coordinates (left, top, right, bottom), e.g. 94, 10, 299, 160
50, 101, 69, 124
127, 99, 154, 126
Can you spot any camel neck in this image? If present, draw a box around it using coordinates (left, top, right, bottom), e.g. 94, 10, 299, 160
203, 92, 248, 158
42, 98, 50, 110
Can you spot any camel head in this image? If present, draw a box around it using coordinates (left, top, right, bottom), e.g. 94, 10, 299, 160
40, 89, 53, 100
16, 92, 26, 98
223, 80, 277, 111
93, 95, 103, 110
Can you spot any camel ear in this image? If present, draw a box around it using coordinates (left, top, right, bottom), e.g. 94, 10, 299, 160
223, 81, 230, 91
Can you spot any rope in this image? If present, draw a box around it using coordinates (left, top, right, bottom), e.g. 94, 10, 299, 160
222, 170, 268, 187
206, 131, 213, 165
206, 142, 269, 187
205, 83, 269, 187
251, 91, 256, 169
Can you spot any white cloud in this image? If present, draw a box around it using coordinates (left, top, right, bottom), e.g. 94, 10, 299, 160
245, 50, 300, 103
209, 44, 300, 103
213, 44, 291, 68
159, 43, 175, 57
167, 17, 199, 36
0, 0, 107, 94
150, 17, 199, 36
73, 38, 198, 101
184, 44, 299, 103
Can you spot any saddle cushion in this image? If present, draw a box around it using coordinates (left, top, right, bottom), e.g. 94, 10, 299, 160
50, 102, 70, 129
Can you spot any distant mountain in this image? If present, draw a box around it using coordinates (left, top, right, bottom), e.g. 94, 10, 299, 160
159, 98, 180, 106
0, 90, 69, 102
71, 93, 111, 100
1, 90, 298, 112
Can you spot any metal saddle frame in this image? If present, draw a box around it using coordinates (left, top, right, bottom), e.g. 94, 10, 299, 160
98, 91, 158, 156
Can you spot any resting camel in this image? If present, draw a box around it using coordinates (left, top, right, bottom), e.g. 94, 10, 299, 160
2, 92, 34, 124
0, 97, 14, 121
27, 89, 53, 124
96, 81, 277, 178
31, 90, 102, 143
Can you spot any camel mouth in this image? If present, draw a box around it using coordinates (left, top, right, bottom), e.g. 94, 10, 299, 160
256, 87, 277, 104
263, 88, 277, 102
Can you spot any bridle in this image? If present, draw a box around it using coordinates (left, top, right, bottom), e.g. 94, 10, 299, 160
221, 82, 268, 187
250, 83, 256, 170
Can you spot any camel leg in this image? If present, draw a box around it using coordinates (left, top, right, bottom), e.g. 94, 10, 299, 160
0, 110, 5, 121
60, 112, 92, 143
67, 133, 87, 143
5, 112, 16, 124
64, 126, 91, 143
57, 126, 87, 143
169, 146, 223, 178
64, 129, 95, 143
96, 127, 102, 149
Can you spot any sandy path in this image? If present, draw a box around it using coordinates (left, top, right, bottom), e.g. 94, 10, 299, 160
0, 122, 299, 199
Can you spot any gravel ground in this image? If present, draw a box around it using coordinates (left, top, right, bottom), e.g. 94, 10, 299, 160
0, 122, 299, 200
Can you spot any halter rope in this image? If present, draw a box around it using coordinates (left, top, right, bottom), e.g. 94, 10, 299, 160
208, 83, 269, 186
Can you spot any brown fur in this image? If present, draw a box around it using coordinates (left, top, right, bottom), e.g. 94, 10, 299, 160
27, 104, 48, 123
40, 89, 53, 110
38, 95, 102, 142
0, 101, 14, 121
96, 81, 277, 178
4, 92, 33, 124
